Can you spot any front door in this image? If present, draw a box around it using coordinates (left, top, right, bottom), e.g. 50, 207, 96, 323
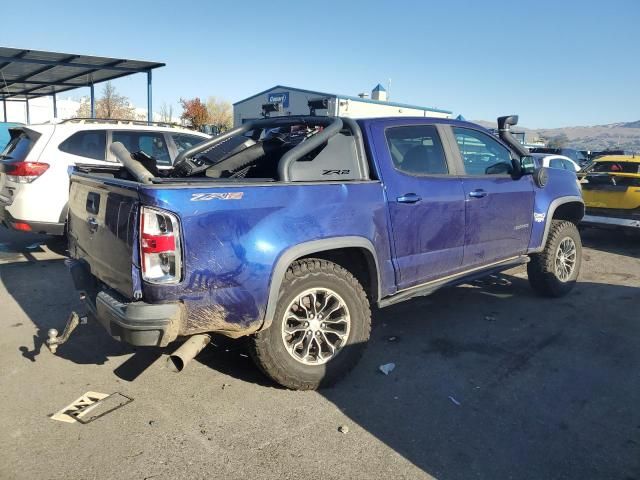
370, 122, 466, 290
449, 126, 534, 267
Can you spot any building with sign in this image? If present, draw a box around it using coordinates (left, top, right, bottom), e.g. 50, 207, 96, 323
232, 84, 451, 126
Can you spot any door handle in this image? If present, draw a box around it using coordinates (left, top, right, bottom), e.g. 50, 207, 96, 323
397, 193, 422, 204
468, 189, 487, 198
87, 217, 98, 233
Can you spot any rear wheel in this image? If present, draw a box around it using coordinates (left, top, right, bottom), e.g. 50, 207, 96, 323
250, 259, 371, 390
528, 220, 582, 297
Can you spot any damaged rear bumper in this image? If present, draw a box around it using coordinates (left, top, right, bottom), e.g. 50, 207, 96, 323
67, 260, 182, 347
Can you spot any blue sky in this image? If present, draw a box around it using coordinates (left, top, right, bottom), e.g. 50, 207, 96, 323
2, 0, 638, 128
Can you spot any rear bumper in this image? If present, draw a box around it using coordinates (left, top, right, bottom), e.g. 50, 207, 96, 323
0, 204, 65, 235
68, 260, 182, 347
582, 214, 640, 229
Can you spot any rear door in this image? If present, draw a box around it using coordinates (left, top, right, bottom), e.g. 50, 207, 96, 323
68, 175, 139, 298
448, 126, 534, 267
369, 121, 466, 290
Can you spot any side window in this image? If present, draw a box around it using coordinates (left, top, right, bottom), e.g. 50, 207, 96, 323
452, 127, 513, 175
385, 125, 448, 175
172, 134, 206, 154
59, 130, 107, 161
549, 158, 564, 169
112, 131, 171, 166
563, 159, 577, 171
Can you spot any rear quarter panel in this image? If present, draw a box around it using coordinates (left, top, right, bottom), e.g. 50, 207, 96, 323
140, 182, 393, 336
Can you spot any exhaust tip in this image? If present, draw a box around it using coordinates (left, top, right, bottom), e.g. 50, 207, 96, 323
166, 334, 211, 373
167, 354, 185, 373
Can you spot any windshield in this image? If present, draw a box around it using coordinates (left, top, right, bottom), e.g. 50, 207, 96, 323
0, 130, 36, 161
590, 161, 640, 174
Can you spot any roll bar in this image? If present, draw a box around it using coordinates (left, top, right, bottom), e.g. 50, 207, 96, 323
174, 116, 341, 166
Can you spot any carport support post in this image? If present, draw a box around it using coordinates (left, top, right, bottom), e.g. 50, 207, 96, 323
2, 98, 6, 122
90, 83, 95, 118
52, 93, 57, 119
146, 70, 152, 124
25, 99, 30, 124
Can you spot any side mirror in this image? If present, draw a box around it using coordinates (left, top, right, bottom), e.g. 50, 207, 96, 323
532, 167, 549, 188
520, 156, 536, 175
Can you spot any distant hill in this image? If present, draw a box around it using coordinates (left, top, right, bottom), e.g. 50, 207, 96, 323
473, 119, 640, 152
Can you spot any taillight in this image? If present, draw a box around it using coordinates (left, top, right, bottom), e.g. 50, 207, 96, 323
12, 222, 32, 231
140, 206, 182, 284
4, 161, 49, 183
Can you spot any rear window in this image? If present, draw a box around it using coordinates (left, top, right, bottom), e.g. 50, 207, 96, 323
59, 130, 107, 161
1, 130, 37, 162
591, 162, 640, 174
112, 131, 171, 166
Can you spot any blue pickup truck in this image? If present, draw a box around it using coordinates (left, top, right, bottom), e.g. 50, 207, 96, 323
65, 115, 584, 389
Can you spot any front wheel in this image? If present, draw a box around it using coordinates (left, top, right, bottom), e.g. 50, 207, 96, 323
250, 259, 371, 390
528, 220, 582, 297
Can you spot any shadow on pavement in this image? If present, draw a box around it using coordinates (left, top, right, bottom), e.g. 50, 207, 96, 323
3, 227, 639, 477
580, 226, 640, 258
0, 229, 138, 372
196, 272, 640, 479
320, 275, 640, 479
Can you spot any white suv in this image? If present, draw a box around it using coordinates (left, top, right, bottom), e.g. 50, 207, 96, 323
0, 120, 209, 235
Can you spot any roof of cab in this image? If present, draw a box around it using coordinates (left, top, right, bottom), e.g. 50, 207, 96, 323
356, 116, 490, 130
595, 154, 640, 163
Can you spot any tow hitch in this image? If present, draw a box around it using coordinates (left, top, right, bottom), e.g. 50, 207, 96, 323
47, 311, 88, 353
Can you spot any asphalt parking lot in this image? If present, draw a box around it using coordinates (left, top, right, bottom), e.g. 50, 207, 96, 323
0, 227, 639, 480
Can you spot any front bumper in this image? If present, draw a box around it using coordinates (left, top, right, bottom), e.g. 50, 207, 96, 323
582, 214, 640, 229
68, 260, 182, 347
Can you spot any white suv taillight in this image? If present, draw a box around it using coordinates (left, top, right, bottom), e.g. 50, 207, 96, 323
140, 206, 182, 284
5, 161, 49, 183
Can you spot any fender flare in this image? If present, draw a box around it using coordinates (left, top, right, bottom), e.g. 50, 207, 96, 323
260, 236, 381, 331
531, 195, 584, 253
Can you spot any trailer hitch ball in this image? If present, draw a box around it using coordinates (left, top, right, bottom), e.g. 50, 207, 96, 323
47, 329, 60, 353
46, 312, 86, 354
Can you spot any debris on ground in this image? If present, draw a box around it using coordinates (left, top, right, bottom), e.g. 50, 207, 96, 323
484, 314, 497, 321
386, 335, 399, 343
379, 363, 396, 375
222, 383, 230, 390
448, 395, 461, 406
51, 391, 133, 424
338, 425, 349, 434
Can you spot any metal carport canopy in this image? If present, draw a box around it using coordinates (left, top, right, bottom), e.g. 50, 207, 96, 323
0, 46, 165, 123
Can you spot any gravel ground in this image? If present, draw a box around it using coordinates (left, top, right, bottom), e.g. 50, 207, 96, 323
0, 227, 638, 480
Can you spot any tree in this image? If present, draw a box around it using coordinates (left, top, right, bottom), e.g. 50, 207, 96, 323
75, 81, 138, 119
545, 133, 569, 149
159, 102, 174, 123
206, 96, 233, 132
180, 97, 210, 130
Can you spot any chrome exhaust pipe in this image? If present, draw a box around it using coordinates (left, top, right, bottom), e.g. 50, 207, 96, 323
167, 334, 211, 372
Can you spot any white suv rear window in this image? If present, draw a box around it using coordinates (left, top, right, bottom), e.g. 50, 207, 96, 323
59, 130, 107, 161
1, 131, 37, 162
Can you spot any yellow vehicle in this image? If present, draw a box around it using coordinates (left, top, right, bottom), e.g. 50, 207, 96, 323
581, 155, 640, 229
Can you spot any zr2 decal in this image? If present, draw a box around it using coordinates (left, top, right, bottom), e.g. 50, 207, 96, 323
322, 169, 350, 175
191, 192, 244, 201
